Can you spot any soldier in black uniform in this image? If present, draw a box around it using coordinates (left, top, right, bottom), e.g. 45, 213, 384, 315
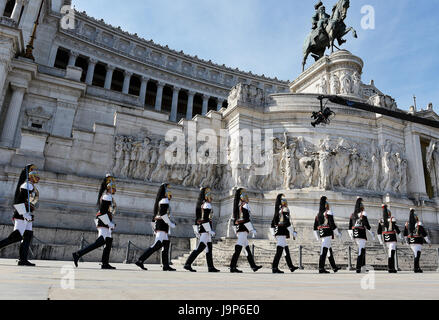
270, 194, 299, 274
135, 183, 177, 271
73, 174, 117, 269
403, 208, 431, 273
184, 187, 220, 273
348, 198, 375, 273
377, 204, 403, 273
229, 188, 262, 273
0, 164, 40, 266
313, 196, 342, 274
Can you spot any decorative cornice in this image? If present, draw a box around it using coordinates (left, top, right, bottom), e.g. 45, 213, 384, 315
58, 9, 290, 86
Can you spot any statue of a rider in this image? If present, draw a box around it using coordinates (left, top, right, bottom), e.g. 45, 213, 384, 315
312, 1, 330, 31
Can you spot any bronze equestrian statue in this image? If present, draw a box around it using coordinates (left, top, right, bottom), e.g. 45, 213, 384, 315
302, 0, 358, 72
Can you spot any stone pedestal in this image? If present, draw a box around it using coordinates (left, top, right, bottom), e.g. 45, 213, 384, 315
290, 50, 364, 100
12, 128, 48, 168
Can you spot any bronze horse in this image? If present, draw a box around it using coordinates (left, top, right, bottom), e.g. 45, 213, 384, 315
302, 0, 357, 71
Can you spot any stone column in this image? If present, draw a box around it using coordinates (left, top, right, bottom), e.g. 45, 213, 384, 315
0, 0, 7, 17
0, 38, 14, 98
85, 58, 97, 85
186, 91, 195, 120
201, 94, 209, 115
217, 98, 224, 111
155, 81, 165, 112
139, 76, 149, 106
47, 44, 59, 67
170, 86, 181, 122
11, 0, 24, 22
68, 51, 79, 67
122, 71, 132, 94
404, 125, 428, 198
1, 83, 27, 146
104, 65, 115, 90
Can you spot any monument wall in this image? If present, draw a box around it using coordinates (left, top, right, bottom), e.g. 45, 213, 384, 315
0, 0, 438, 258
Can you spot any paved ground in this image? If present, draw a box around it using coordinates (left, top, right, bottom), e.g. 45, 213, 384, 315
0, 259, 438, 300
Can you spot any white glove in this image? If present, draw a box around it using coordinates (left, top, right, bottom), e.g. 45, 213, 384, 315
378, 235, 384, 245
425, 236, 431, 245
293, 231, 298, 239
23, 212, 33, 222
251, 229, 257, 238
348, 230, 354, 241
313, 230, 320, 242
270, 228, 276, 237
98, 214, 115, 229
367, 230, 376, 241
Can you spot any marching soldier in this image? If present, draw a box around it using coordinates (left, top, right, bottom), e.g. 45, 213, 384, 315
403, 208, 431, 273
348, 197, 375, 273
313, 196, 342, 274
73, 174, 117, 269
378, 204, 403, 273
229, 188, 262, 273
135, 183, 176, 271
184, 187, 220, 273
0, 164, 40, 266
270, 194, 299, 274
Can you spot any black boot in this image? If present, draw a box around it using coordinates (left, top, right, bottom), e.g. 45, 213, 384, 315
0, 230, 22, 250
328, 248, 341, 273
72, 236, 106, 268
414, 252, 423, 273
135, 240, 163, 270
230, 245, 243, 273
319, 247, 330, 274
356, 248, 364, 273
101, 238, 116, 270
184, 242, 207, 272
206, 242, 220, 272
388, 250, 397, 273
272, 246, 284, 274
18, 231, 35, 267
284, 246, 299, 273
162, 240, 176, 271
246, 246, 262, 272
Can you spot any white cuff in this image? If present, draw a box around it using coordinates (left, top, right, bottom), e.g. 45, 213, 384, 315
192, 225, 200, 237
348, 230, 354, 239
244, 222, 256, 232
162, 214, 172, 226
287, 226, 295, 235
425, 236, 431, 244
202, 222, 212, 233
270, 228, 276, 237
14, 204, 27, 216
314, 230, 320, 241
98, 214, 112, 226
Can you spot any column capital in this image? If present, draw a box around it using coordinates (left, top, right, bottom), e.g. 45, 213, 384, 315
106, 64, 116, 71
124, 70, 133, 77
10, 82, 27, 92
173, 86, 181, 92
201, 94, 210, 100
141, 76, 150, 83
88, 58, 98, 65
70, 51, 79, 58
188, 90, 196, 97
157, 81, 166, 87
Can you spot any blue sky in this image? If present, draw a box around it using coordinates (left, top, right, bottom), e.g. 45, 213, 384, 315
73, 0, 439, 112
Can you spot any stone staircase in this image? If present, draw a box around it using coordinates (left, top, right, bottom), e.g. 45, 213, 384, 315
0, 224, 190, 264
172, 237, 439, 272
